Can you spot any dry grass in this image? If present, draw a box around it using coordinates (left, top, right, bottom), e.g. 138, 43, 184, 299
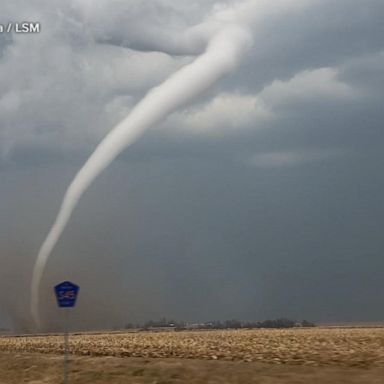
1, 328, 384, 368
3, 352, 384, 384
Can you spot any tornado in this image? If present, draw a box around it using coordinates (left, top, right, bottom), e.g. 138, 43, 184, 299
30, 23, 252, 329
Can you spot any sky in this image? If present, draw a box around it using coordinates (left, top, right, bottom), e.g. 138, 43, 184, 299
0, 0, 384, 331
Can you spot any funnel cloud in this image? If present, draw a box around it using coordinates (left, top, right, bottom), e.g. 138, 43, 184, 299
31, 12, 252, 329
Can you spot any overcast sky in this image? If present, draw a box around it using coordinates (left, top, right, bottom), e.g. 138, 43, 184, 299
1, 0, 384, 331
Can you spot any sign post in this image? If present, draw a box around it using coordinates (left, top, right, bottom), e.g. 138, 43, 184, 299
54, 281, 80, 384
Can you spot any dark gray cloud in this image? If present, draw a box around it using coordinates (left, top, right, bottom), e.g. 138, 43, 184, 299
1, 0, 384, 331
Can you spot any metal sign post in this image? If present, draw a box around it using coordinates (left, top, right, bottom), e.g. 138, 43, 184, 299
54, 281, 80, 384
64, 309, 69, 384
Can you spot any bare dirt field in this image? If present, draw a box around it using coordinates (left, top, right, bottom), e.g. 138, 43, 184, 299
1, 328, 384, 383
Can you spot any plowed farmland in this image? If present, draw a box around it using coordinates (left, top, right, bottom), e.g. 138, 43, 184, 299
1, 328, 384, 383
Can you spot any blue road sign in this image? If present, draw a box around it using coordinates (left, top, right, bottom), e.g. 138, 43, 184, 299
54, 281, 79, 308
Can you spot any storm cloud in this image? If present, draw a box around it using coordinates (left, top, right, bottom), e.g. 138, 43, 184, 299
1, 0, 383, 331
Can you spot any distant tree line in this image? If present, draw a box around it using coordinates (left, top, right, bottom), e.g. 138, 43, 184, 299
124, 317, 316, 330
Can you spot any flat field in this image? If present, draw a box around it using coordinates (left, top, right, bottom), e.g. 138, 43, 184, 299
1, 328, 384, 383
